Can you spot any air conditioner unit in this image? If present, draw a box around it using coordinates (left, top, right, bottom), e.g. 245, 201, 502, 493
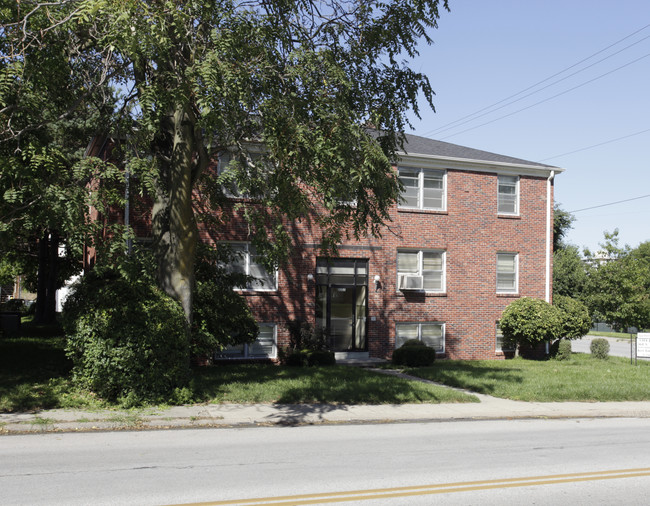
398, 274, 424, 290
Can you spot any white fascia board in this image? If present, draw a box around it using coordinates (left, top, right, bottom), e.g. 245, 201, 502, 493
396, 152, 565, 178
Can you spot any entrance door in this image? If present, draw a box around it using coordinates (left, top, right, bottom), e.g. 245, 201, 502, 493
315, 259, 368, 352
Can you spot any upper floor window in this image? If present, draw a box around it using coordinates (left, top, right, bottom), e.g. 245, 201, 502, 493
217, 151, 271, 199
225, 242, 278, 291
496, 252, 518, 293
397, 250, 445, 292
398, 167, 446, 210
497, 175, 519, 215
395, 322, 445, 353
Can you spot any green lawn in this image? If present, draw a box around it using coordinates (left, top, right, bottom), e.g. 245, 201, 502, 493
587, 331, 637, 340
402, 354, 650, 402
190, 364, 477, 405
0, 335, 476, 412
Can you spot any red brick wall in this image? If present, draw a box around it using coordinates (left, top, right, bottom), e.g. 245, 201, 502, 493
208, 168, 553, 360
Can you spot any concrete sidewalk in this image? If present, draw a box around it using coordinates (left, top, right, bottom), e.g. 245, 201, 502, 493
3, 369, 650, 434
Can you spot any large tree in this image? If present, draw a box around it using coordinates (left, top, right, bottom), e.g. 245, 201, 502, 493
585, 232, 650, 332
1, 1, 122, 322
3, 0, 450, 323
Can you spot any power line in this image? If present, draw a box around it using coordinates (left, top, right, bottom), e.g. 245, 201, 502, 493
539, 127, 650, 162
423, 23, 650, 138
439, 51, 650, 140
569, 194, 650, 213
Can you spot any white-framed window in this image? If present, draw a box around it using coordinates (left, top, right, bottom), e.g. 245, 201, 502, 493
225, 242, 278, 291
495, 321, 516, 352
496, 252, 518, 293
397, 250, 445, 292
218, 324, 277, 359
396, 322, 445, 352
497, 175, 519, 215
398, 167, 446, 210
217, 150, 271, 199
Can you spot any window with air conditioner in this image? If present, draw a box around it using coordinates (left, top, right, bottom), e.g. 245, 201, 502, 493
397, 250, 445, 292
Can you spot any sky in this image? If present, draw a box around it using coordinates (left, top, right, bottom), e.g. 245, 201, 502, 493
405, 0, 650, 253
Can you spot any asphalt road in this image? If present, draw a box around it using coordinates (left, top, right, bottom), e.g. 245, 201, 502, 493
572, 334, 646, 360
2, 418, 650, 505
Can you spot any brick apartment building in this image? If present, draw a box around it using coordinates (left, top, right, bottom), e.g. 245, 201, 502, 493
212, 133, 563, 361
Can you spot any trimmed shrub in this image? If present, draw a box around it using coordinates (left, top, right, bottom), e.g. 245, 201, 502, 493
554, 339, 572, 361
63, 269, 190, 405
392, 341, 436, 367
500, 297, 562, 348
285, 349, 336, 367
554, 295, 591, 340
287, 320, 328, 351
590, 338, 610, 360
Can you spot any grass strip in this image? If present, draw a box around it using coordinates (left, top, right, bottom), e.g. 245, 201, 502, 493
403, 354, 650, 402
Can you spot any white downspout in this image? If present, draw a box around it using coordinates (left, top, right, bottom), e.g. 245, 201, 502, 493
545, 170, 555, 303
545, 170, 555, 356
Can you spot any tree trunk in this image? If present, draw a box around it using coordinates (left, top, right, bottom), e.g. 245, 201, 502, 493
34, 232, 49, 324
44, 230, 59, 323
33, 230, 59, 324
152, 103, 199, 324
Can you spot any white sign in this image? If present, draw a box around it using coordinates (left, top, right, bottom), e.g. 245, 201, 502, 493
637, 333, 650, 358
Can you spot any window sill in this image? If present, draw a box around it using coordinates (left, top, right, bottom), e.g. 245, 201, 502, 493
497, 214, 521, 219
396, 291, 447, 297
496, 292, 519, 298
235, 289, 280, 296
397, 208, 448, 216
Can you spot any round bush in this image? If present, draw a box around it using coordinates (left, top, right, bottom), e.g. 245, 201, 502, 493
554, 339, 572, 361
392, 341, 436, 367
500, 297, 562, 346
63, 269, 190, 404
590, 338, 610, 360
554, 295, 591, 340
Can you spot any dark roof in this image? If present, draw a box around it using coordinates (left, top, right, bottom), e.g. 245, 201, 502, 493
401, 133, 557, 168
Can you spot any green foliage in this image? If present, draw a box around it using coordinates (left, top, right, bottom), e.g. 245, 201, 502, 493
2, 0, 452, 324
191, 245, 258, 357
500, 297, 562, 347
285, 349, 336, 367
287, 320, 328, 351
62, 269, 190, 405
585, 233, 650, 332
553, 245, 589, 299
554, 339, 572, 361
284, 320, 334, 366
553, 204, 575, 252
590, 338, 610, 360
392, 340, 436, 367
554, 295, 591, 340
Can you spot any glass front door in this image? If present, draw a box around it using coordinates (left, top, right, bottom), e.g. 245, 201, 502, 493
315, 259, 368, 352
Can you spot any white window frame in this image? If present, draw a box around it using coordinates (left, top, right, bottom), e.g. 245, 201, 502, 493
218, 323, 278, 359
217, 150, 271, 199
397, 249, 446, 292
495, 321, 516, 352
224, 242, 278, 291
395, 322, 445, 353
398, 167, 447, 211
497, 175, 519, 215
496, 252, 518, 294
